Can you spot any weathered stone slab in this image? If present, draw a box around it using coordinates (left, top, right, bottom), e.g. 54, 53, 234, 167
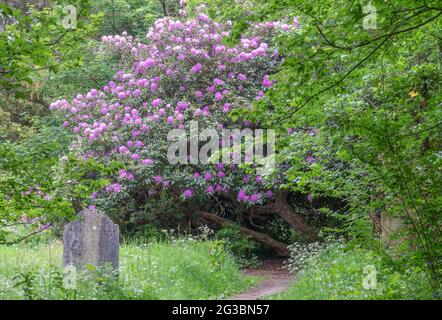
381, 214, 405, 245
63, 209, 119, 270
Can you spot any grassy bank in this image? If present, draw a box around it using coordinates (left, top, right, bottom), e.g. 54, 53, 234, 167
273, 243, 435, 300
0, 240, 254, 300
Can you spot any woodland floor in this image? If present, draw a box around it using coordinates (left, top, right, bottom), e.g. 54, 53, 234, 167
231, 259, 295, 300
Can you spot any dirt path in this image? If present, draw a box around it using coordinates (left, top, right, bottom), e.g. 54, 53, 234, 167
231, 259, 295, 300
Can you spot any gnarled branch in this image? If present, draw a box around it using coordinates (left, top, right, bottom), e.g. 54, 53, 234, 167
199, 211, 290, 257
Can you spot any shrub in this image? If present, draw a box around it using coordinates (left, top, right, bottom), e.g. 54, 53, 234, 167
285, 241, 328, 273
276, 242, 434, 300
49, 13, 297, 230
215, 225, 260, 268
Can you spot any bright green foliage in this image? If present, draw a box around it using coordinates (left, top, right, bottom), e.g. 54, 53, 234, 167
93, 0, 180, 37
0, 241, 254, 300
0, 118, 120, 243
0, 1, 102, 95
215, 225, 261, 268
187, 0, 250, 21
0, 123, 71, 242
227, 0, 442, 291
274, 242, 435, 300
0, 0, 441, 300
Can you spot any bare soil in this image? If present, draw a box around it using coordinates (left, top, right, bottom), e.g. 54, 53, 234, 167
231, 259, 295, 300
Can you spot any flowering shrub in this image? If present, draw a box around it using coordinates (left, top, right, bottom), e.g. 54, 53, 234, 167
50, 13, 296, 213
278, 242, 433, 300
285, 238, 345, 273
215, 225, 261, 268
285, 241, 328, 273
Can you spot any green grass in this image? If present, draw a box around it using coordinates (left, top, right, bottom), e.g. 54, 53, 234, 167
272, 243, 435, 300
0, 240, 255, 300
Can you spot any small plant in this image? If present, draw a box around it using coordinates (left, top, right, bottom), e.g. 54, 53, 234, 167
215, 225, 260, 268
13, 271, 38, 300
275, 241, 434, 300
196, 225, 214, 241
207, 240, 226, 270
285, 242, 326, 273
285, 237, 345, 273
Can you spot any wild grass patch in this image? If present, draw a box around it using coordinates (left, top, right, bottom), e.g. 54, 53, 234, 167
273, 243, 434, 300
0, 240, 255, 300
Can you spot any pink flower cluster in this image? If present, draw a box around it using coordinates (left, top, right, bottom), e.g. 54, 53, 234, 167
237, 189, 273, 204
50, 14, 292, 203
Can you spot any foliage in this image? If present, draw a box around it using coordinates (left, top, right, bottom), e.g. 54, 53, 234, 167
0, 117, 120, 243
0, 93, 51, 142
274, 242, 436, 300
0, 120, 72, 243
0, 0, 102, 95
186, 0, 252, 22
215, 225, 260, 268
0, 0, 441, 300
0, 1, 109, 235
221, 0, 442, 291
93, 0, 181, 37
285, 240, 330, 273
0, 240, 254, 300
49, 13, 297, 228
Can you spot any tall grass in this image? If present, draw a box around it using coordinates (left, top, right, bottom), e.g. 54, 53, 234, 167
274, 243, 434, 300
0, 240, 255, 300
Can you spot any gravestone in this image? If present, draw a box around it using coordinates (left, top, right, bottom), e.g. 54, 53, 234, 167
63, 209, 119, 271
381, 214, 405, 246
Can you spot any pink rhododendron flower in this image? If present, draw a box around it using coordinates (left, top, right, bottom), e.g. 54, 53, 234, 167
142, 158, 154, 165
250, 193, 261, 202
195, 91, 203, 99
152, 98, 163, 107
204, 172, 212, 181
191, 63, 202, 73
262, 75, 273, 87
183, 189, 193, 199
119, 146, 128, 154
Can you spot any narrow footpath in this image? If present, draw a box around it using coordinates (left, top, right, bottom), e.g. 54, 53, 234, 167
231, 260, 295, 300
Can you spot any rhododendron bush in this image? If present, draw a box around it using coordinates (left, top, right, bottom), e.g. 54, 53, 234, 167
50, 13, 308, 253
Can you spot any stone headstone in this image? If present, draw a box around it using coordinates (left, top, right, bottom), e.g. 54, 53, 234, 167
63, 209, 119, 270
381, 214, 405, 246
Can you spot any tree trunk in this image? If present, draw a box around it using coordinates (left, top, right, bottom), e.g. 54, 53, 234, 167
274, 192, 309, 234
160, 0, 168, 16
199, 211, 290, 257
252, 191, 310, 235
